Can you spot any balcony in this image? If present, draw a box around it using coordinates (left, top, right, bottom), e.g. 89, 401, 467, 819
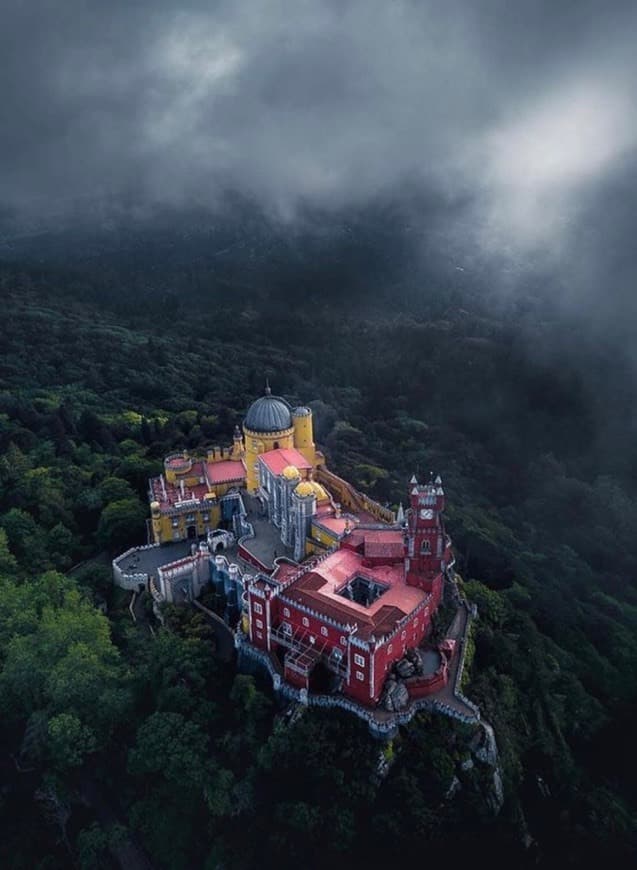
270, 624, 348, 679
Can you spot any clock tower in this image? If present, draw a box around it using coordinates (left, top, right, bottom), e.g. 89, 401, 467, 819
404, 473, 447, 592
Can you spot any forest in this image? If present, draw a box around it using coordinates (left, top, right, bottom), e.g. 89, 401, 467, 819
0, 216, 636, 869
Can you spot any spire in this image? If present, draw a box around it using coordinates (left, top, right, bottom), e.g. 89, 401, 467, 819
396, 502, 405, 524
409, 474, 418, 485
265, 378, 272, 396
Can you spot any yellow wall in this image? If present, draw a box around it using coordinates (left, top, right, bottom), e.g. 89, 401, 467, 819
310, 521, 340, 549
243, 425, 294, 492
152, 503, 221, 544
292, 411, 315, 465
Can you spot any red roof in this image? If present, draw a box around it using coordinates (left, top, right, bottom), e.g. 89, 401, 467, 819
364, 530, 404, 559
259, 447, 312, 476
281, 541, 428, 640
206, 460, 245, 484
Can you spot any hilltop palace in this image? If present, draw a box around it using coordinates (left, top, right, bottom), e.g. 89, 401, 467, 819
113, 386, 480, 736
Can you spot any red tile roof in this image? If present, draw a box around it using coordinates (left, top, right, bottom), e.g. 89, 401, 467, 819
259, 447, 312, 476
206, 459, 245, 484
281, 538, 428, 640
364, 530, 404, 559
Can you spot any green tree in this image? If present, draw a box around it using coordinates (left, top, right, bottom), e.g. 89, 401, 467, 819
97, 497, 147, 553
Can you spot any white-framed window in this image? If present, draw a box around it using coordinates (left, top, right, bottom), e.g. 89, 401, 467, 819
388, 644, 393, 654
401, 630, 406, 640
414, 617, 419, 626
282, 622, 292, 635
256, 631, 263, 639
254, 602, 263, 615
354, 653, 365, 667
356, 671, 364, 681
340, 636, 347, 646
283, 607, 290, 617
302, 617, 309, 627
255, 618, 263, 629
320, 626, 328, 637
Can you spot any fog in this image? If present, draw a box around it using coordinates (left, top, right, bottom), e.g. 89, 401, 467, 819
2, 0, 637, 324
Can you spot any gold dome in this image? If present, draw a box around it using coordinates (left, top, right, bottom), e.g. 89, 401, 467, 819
309, 481, 329, 501
294, 481, 314, 498
282, 465, 301, 480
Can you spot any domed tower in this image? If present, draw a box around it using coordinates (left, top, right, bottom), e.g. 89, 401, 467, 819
291, 481, 316, 562
243, 383, 294, 492
292, 406, 315, 465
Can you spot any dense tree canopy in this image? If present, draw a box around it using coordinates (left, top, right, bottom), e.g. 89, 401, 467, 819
0, 256, 635, 868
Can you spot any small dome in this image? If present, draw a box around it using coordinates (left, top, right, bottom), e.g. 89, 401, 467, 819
293, 406, 312, 417
309, 481, 329, 501
295, 481, 315, 498
244, 386, 292, 433
282, 465, 301, 480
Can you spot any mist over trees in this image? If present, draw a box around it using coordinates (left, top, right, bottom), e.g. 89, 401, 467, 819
0, 211, 635, 868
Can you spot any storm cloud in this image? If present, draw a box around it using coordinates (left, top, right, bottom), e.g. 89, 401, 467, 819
3, 0, 637, 274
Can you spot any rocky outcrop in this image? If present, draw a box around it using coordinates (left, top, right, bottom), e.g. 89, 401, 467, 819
382, 677, 409, 711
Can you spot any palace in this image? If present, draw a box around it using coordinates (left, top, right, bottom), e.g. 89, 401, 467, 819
113, 387, 474, 722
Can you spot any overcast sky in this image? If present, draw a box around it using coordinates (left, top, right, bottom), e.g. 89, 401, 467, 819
3, 0, 637, 303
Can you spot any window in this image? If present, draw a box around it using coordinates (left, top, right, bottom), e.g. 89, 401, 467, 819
354, 653, 365, 667
401, 630, 406, 640
202, 513, 209, 522
172, 518, 179, 528
356, 671, 364, 681
255, 618, 263, 629
320, 626, 328, 637
283, 607, 290, 617
282, 622, 291, 634
388, 644, 393, 654
254, 602, 263, 615
302, 617, 309, 627
256, 631, 263, 640
414, 617, 419, 626
421, 539, 431, 554
340, 636, 347, 646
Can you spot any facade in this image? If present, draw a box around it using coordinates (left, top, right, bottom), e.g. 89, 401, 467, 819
149, 436, 245, 545
245, 476, 454, 707
118, 386, 457, 716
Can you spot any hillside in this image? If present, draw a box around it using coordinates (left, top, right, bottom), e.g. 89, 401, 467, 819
0, 243, 636, 868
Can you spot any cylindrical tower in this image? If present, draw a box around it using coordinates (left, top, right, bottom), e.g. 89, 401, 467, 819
150, 501, 162, 544
292, 482, 316, 562
292, 406, 315, 466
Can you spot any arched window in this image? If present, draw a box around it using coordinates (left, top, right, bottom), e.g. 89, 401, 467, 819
421, 539, 431, 555
273, 441, 279, 449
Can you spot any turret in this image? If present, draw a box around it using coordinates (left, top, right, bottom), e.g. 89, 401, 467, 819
292, 406, 315, 466
231, 424, 244, 460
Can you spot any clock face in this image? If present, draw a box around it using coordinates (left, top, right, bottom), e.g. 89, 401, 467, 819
420, 508, 434, 520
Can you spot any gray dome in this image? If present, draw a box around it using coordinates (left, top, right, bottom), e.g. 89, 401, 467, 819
244, 390, 292, 433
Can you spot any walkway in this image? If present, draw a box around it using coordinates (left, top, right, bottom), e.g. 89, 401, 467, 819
191, 600, 235, 662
